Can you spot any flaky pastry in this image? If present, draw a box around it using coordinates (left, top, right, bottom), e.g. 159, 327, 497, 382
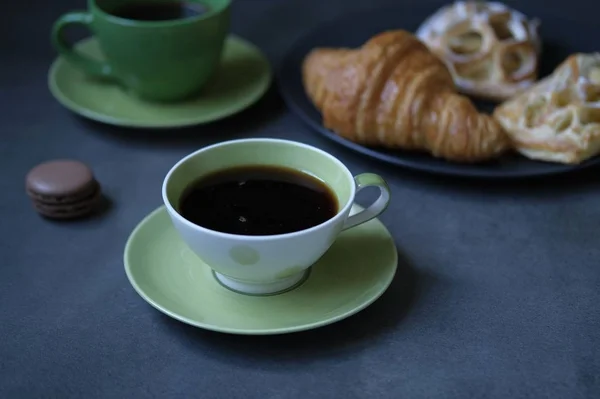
302, 30, 510, 163
416, 1, 541, 101
494, 53, 600, 164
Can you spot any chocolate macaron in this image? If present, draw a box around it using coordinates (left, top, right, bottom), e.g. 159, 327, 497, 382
26, 160, 102, 220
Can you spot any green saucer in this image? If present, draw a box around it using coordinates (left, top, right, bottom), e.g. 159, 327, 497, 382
124, 205, 398, 335
48, 35, 272, 128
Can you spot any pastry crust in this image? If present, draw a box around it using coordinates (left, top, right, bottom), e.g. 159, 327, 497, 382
302, 30, 510, 163
416, 1, 541, 102
494, 53, 600, 164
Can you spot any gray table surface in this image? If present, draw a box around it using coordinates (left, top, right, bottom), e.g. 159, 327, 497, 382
2, 0, 600, 398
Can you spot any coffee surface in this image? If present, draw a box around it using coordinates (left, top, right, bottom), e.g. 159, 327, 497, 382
179, 165, 338, 236
109, 1, 208, 21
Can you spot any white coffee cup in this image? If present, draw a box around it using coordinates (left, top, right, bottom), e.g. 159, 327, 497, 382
162, 138, 391, 295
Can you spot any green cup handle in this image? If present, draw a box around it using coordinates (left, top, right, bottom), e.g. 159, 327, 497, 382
342, 173, 391, 231
51, 12, 116, 80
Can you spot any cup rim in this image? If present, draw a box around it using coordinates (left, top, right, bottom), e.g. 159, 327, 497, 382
90, 0, 230, 28
161, 138, 357, 241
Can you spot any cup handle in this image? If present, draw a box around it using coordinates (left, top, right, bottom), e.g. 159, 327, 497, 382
51, 12, 117, 80
342, 173, 391, 231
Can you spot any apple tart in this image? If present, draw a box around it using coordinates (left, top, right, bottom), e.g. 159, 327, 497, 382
494, 53, 600, 164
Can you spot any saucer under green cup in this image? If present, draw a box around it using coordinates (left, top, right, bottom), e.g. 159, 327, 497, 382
124, 205, 398, 335
48, 35, 271, 128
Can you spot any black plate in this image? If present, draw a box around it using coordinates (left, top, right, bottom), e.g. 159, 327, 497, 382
277, 5, 600, 178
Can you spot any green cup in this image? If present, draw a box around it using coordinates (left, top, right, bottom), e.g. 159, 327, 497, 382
52, 0, 231, 102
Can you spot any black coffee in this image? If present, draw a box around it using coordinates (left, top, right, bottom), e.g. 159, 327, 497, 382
110, 1, 208, 21
179, 165, 338, 236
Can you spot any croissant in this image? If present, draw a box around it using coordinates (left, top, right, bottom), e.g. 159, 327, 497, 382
302, 30, 511, 162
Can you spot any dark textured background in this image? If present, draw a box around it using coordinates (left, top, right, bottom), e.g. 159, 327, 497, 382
2, 0, 600, 398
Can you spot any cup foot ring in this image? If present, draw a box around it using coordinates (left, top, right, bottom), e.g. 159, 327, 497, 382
212, 269, 311, 296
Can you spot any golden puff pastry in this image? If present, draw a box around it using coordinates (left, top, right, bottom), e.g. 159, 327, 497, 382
494, 53, 600, 164
302, 30, 510, 163
416, 1, 541, 102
